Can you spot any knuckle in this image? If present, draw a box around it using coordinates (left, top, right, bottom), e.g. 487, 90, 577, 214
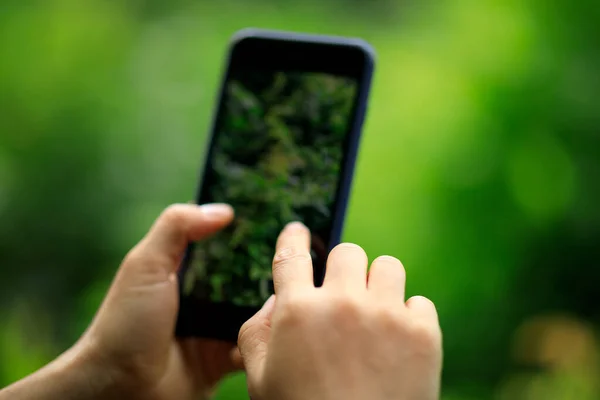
160, 204, 187, 225
122, 246, 141, 265
374, 306, 404, 332
276, 295, 314, 327
409, 321, 442, 352
120, 241, 172, 282
273, 247, 311, 267
329, 296, 362, 320
121, 244, 148, 268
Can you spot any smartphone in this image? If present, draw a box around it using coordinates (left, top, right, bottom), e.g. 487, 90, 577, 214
176, 28, 375, 341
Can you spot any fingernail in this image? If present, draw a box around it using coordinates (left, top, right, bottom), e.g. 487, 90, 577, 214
200, 203, 233, 217
284, 221, 307, 231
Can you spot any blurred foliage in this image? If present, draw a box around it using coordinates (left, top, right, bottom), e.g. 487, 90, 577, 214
184, 72, 355, 306
1, 0, 600, 399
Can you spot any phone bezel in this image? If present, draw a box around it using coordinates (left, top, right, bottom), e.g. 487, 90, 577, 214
176, 28, 375, 341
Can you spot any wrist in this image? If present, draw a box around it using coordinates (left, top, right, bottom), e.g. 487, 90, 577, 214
0, 341, 126, 400
50, 341, 129, 400
57, 342, 125, 399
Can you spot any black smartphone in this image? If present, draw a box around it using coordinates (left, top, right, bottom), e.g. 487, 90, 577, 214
176, 28, 375, 341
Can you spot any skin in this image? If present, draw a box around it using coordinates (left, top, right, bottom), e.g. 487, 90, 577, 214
0, 203, 241, 400
238, 222, 443, 400
0, 203, 443, 400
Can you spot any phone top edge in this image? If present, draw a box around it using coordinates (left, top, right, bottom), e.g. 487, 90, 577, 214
229, 27, 377, 58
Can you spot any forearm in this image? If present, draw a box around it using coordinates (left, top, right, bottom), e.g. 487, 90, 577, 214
0, 345, 121, 400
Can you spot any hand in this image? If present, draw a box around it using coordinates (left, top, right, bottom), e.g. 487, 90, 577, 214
1, 203, 240, 400
238, 222, 443, 400
82, 203, 243, 399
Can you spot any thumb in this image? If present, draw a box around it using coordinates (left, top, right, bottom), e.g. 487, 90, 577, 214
120, 203, 234, 284
238, 295, 276, 377
141, 203, 234, 270
84, 203, 234, 381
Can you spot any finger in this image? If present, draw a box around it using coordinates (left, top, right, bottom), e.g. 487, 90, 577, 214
406, 295, 439, 323
238, 295, 276, 378
322, 243, 368, 291
367, 255, 406, 302
272, 222, 314, 295
136, 203, 234, 270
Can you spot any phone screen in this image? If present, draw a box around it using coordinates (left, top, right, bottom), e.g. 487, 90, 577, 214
181, 68, 359, 308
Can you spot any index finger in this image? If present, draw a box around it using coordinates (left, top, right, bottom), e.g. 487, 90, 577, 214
272, 222, 314, 295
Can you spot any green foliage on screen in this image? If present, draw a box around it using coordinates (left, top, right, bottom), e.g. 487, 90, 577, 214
184, 72, 356, 306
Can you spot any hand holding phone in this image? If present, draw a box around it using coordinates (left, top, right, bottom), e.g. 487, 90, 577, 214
238, 223, 443, 400
177, 29, 375, 341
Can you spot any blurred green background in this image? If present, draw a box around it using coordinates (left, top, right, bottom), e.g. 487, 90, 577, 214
1, 0, 600, 399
